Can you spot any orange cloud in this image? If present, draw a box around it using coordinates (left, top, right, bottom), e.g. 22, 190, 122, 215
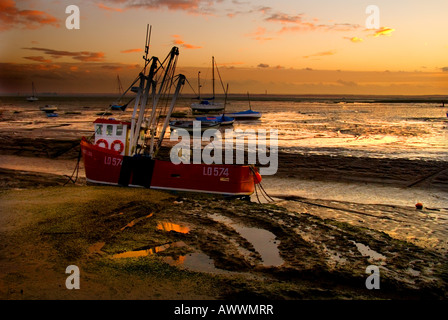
303, 50, 336, 59
262, 10, 360, 34
0, 0, 60, 31
103, 0, 215, 16
345, 36, 364, 43
121, 48, 143, 53
22, 47, 106, 62
97, 3, 124, 12
183, 43, 202, 49
245, 27, 275, 42
372, 27, 395, 37
23, 56, 52, 63
265, 12, 304, 24
171, 35, 202, 50
74, 52, 105, 62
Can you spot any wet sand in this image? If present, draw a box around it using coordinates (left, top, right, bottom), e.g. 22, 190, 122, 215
1, 185, 447, 300
0, 131, 447, 300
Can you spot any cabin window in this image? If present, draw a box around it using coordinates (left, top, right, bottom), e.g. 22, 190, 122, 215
95, 124, 103, 135
106, 125, 113, 136
116, 124, 123, 136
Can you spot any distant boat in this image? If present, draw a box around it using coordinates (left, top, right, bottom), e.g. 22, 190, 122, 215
169, 120, 220, 133
110, 75, 135, 111
222, 109, 262, 120
196, 83, 234, 125
40, 105, 58, 113
222, 92, 262, 120
196, 115, 235, 126
191, 57, 225, 113
46, 112, 58, 117
26, 82, 38, 102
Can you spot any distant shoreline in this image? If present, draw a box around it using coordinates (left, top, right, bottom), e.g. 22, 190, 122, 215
1, 93, 447, 104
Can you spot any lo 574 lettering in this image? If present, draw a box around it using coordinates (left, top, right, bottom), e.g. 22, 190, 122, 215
104, 156, 122, 166
202, 167, 229, 177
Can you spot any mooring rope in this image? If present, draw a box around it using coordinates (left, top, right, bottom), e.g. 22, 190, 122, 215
63, 147, 81, 186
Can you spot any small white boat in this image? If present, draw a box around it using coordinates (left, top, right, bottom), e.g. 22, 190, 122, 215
191, 100, 225, 113
224, 92, 262, 120
26, 82, 38, 102
222, 109, 262, 120
191, 57, 226, 113
41, 105, 58, 113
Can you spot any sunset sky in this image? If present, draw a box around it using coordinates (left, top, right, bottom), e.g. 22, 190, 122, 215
1, 0, 447, 95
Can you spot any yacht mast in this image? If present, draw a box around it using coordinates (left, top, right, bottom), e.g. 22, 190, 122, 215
212, 56, 215, 99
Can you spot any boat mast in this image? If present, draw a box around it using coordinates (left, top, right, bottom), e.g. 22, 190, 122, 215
130, 58, 158, 154
117, 75, 123, 96
147, 46, 179, 155
154, 74, 186, 154
223, 83, 229, 116
129, 25, 152, 155
32, 82, 36, 98
198, 71, 201, 100
212, 56, 215, 99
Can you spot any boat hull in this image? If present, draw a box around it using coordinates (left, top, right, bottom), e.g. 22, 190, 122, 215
196, 116, 235, 126
169, 121, 220, 132
222, 110, 261, 120
81, 139, 256, 195
191, 103, 224, 112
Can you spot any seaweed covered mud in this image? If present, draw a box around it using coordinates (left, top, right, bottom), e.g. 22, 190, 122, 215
0, 185, 447, 300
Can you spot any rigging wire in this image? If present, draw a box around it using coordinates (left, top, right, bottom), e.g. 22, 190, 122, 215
185, 78, 198, 97
214, 58, 227, 96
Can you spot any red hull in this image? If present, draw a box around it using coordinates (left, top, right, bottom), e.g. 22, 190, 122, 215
81, 139, 256, 195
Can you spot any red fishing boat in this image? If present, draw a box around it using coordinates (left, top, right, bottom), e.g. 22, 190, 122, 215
80, 28, 260, 196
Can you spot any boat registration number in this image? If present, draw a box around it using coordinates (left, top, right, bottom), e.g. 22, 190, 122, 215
104, 156, 122, 166
203, 167, 229, 177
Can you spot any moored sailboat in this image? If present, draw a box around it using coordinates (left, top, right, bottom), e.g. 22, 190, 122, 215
110, 75, 135, 111
196, 83, 235, 125
26, 82, 38, 102
222, 92, 262, 120
191, 57, 225, 113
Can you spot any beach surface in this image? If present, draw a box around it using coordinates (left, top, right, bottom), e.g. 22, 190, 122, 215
1, 124, 447, 299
